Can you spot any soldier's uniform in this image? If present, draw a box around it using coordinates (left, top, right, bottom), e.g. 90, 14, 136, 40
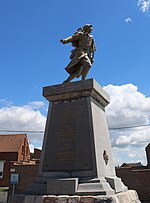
62, 28, 96, 83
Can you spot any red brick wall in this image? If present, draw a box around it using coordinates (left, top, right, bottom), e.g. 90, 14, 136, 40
9, 164, 39, 194
116, 167, 150, 202
0, 161, 39, 198
0, 152, 18, 161
34, 148, 41, 160
18, 138, 30, 162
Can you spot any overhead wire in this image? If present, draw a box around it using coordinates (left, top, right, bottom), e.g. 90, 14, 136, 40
109, 123, 150, 130
0, 123, 150, 133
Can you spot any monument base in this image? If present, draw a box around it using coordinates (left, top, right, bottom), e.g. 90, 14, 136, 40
25, 176, 127, 196
8, 190, 141, 203
30, 79, 127, 196
19, 79, 139, 202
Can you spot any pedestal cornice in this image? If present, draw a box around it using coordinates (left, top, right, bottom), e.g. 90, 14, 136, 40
43, 78, 110, 107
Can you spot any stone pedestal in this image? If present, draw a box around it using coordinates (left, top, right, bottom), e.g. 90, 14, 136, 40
8, 79, 141, 203
26, 79, 127, 195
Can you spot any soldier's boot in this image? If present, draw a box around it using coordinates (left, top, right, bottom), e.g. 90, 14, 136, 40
63, 73, 77, 83
63, 67, 82, 83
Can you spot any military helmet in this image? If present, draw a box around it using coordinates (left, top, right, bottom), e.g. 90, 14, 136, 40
83, 24, 92, 30
83, 24, 92, 33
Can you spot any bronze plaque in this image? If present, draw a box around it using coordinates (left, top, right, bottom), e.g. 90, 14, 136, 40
43, 99, 92, 171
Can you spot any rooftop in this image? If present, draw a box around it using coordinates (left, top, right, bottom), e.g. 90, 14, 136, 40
120, 162, 143, 168
0, 134, 27, 152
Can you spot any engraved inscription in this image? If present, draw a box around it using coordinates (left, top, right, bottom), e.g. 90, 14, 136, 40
43, 99, 92, 171
54, 105, 77, 162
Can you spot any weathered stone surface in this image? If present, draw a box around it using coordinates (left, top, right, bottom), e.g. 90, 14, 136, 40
47, 179, 78, 195
43, 195, 56, 203
7, 190, 141, 203
55, 196, 69, 203
116, 190, 141, 203
77, 177, 115, 195
80, 196, 94, 203
68, 196, 80, 203
43, 79, 110, 107
105, 177, 127, 193
43, 100, 92, 172
94, 196, 117, 203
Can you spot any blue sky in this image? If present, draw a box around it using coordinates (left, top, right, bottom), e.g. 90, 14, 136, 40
0, 0, 150, 165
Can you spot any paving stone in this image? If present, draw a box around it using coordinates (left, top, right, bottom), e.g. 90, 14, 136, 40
55, 195, 69, 203
94, 196, 118, 203
43, 195, 56, 203
80, 196, 94, 203
68, 196, 80, 203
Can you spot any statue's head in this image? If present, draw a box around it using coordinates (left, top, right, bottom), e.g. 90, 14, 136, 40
83, 24, 92, 34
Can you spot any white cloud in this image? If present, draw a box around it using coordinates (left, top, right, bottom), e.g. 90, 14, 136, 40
104, 84, 150, 128
0, 99, 13, 107
0, 101, 47, 147
26, 101, 46, 109
112, 146, 147, 166
125, 17, 132, 23
104, 83, 150, 165
137, 0, 150, 12
115, 128, 150, 147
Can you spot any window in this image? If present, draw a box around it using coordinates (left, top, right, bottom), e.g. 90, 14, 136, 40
0, 161, 4, 179
22, 146, 25, 155
26, 147, 29, 156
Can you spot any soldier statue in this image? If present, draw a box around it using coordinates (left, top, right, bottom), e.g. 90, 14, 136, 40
60, 24, 96, 83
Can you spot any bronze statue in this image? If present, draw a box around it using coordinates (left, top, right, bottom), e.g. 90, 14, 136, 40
60, 24, 96, 83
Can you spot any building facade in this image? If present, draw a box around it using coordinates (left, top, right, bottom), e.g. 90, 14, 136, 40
0, 134, 31, 196
116, 143, 150, 203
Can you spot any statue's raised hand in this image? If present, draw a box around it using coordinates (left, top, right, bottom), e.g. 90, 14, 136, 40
60, 39, 65, 44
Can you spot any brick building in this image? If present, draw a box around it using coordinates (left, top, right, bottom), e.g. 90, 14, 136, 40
116, 143, 150, 203
9, 161, 39, 194
0, 134, 30, 162
120, 162, 143, 168
33, 148, 41, 160
0, 134, 31, 196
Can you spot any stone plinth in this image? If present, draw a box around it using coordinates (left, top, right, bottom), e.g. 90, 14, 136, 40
8, 79, 141, 202
25, 79, 127, 195
8, 190, 141, 203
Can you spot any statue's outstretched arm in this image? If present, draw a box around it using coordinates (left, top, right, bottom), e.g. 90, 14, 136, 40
60, 33, 80, 44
